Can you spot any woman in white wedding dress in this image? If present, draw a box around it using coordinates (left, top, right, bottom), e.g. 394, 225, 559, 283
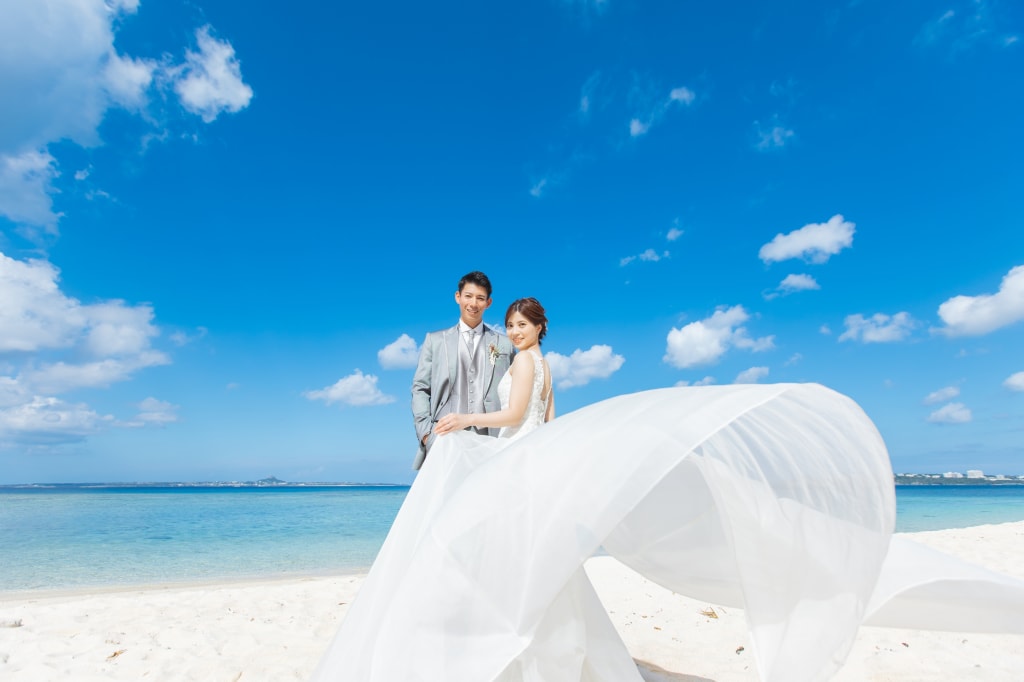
310, 299, 1024, 682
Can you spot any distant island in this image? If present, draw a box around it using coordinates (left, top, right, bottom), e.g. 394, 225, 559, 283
5, 472, 1024, 490
895, 471, 1024, 486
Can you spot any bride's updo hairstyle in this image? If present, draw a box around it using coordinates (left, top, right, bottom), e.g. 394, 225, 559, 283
505, 297, 548, 344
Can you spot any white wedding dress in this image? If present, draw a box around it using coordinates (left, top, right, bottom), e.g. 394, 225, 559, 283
310, 356, 1024, 682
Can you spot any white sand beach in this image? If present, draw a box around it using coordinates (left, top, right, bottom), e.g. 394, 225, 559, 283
1, 522, 1022, 681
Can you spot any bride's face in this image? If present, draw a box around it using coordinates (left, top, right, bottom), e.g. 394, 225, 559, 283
506, 312, 541, 350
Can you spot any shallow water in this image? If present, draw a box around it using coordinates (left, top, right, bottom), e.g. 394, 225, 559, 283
2, 484, 1022, 593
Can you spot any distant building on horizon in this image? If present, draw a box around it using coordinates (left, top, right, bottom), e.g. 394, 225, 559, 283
966, 470, 985, 479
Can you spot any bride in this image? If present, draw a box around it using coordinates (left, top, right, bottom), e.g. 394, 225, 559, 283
310, 299, 1024, 682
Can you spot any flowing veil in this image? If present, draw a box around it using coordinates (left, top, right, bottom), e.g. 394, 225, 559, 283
311, 383, 1024, 682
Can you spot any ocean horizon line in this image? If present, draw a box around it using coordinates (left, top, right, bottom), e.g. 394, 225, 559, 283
4, 473, 1024, 489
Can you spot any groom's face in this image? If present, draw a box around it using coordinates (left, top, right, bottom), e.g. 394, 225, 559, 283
455, 283, 492, 328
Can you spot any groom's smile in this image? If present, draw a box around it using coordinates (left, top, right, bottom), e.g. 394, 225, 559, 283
455, 283, 492, 328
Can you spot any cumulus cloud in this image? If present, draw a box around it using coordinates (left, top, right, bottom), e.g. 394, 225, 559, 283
779, 274, 820, 293
927, 402, 972, 424
546, 345, 624, 389
735, 366, 769, 384
0, 2, 251, 233
664, 305, 774, 369
172, 26, 254, 123
765, 273, 820, 300
0, 150, 61, 234
666, 226, 684, 241
759, 215, 855, 264
0, 395, 111, 445
935, 265, 1024, 337
0, 251, 170, 446
924, 386, 960, 405
1004, 372, 1024, 392
839, 312, 916, 343
304, 370, 395, 407
378, 334, 420, 370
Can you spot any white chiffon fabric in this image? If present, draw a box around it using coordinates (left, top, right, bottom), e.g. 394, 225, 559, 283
310, 382, 1024, 682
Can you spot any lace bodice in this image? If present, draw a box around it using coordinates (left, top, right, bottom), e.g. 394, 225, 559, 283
496, 349, 548, 442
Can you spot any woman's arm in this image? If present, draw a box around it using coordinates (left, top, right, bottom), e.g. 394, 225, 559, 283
433, 353, 535, 435
544, 388, 555, 422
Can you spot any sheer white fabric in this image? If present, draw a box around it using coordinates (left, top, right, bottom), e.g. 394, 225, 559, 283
310, 383, 1024, 682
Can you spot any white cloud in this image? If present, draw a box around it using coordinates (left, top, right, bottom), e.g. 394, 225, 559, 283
134, 397, 179, 425
0, 3, 250, 233
669, 87, 696, 105
915, 3, 1014, 51
629, 84, 696, 138
579, 71, 601, 116
529, 178, 548, 198
102, 52, 155, 109
734, 366, 769, 384
819, 324, 832, 335
378, 334, 420, 370
927, 402, 972, 424
169, 327, 208, 347
664, 305, 774, 369
924, 386, 960, 405
546, 345, 624, 389
172, 26, 254, 123
935, 265, 1024, 337
839, 312, 916, 343
759, 214, 855, 264
629, 119, 650, 137
304, 370, 395, 407
620, 248, 669, 266
676, 376, 716, 387
0, 395, 111, 446
754, 119, 795, 151
0, 250, 169, 446
778, 273, 820, 293
0, 253, 87, 352
784, 353, 802, 366
766, 273, 820, 300
666, 226, 684, 241
1004, 372, 1024, 392
0, 150, 61, 234
27, 354, 169, 394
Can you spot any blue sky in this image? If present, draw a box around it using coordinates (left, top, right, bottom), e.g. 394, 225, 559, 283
1, 0, 1022, 484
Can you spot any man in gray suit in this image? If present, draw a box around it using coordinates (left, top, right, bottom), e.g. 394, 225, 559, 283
410, 271, 515, 470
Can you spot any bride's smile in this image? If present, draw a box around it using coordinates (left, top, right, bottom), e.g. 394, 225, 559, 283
506, 312, 542, 351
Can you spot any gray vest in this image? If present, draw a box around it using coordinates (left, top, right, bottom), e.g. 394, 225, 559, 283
451, 330, 487, 430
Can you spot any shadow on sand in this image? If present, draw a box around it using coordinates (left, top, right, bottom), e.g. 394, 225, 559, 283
637, 659, 715, 682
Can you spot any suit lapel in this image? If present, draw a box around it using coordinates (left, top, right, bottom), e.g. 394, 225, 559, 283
482, 326, 497, 386
445, 325, 459, 387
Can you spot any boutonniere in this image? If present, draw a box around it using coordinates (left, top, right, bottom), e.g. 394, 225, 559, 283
488, 343, 500, 366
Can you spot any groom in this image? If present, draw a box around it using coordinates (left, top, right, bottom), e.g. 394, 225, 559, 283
410, 271, 514, 470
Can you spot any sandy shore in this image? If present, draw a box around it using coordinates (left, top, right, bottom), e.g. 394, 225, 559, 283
2, 522, 1022, 681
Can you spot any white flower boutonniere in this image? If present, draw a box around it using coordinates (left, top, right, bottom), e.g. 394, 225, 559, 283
488, 343, 500, 366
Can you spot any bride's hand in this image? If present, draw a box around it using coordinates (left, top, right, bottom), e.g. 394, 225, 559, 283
434, 413, 469, 435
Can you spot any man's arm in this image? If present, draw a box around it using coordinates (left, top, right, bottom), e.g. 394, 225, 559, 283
411, 333, 435, 446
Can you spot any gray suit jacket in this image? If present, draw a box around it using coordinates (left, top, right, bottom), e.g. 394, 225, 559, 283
410, 323, 514, 470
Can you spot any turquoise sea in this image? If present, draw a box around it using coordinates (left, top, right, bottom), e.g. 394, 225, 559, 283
2, 484, 1024, 595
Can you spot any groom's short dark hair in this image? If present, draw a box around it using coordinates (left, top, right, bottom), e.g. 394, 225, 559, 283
458, 271, 492, 298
